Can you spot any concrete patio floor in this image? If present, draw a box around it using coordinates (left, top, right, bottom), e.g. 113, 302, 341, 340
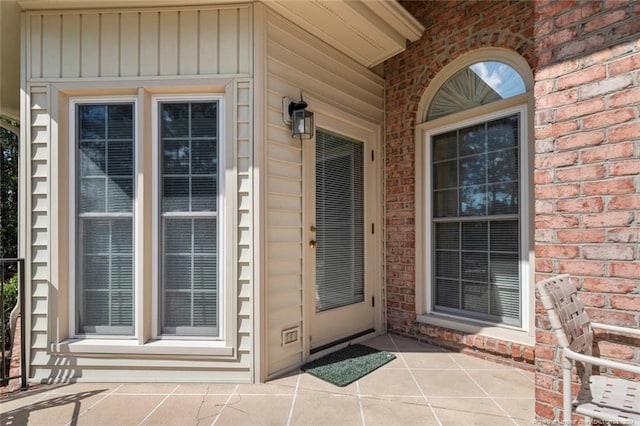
0, 334, 535, 425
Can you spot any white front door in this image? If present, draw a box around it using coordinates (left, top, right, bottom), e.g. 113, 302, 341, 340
305, 119, 377, 352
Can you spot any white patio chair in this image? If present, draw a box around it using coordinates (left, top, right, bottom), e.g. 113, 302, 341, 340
536, 274, 640, 425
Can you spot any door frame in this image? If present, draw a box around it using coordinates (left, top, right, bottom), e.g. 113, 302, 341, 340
301, 100, 384, 361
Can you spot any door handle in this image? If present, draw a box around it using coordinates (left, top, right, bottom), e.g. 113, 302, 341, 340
309, 240, 318, 249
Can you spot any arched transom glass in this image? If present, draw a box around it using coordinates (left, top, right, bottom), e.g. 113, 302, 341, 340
427, 61, 526, 121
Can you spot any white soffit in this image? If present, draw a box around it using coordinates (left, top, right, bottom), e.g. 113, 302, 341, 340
17, 0, 424, 69
264, 0, 424, 68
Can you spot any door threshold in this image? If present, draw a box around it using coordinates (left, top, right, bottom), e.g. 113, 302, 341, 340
310, 328, 376, 355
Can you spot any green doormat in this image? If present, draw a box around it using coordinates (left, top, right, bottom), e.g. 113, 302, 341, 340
301, 344, 396, 387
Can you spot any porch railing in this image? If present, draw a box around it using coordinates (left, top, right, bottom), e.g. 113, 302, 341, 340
1, 258, 26, 390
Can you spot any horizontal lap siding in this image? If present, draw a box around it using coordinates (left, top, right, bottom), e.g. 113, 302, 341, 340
264, 10, 383, 377
29, 87, 50, 374
27, 6, 252, 79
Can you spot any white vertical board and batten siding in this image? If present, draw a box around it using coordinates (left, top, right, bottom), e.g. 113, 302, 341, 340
27, 6, 251, 80
23, 5, 254, 383
264, 10, 384, 377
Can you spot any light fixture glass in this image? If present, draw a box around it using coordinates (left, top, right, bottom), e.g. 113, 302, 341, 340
287, 94, 314, 140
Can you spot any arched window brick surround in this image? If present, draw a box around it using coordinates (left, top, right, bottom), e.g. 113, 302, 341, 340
383, 0, 536, 369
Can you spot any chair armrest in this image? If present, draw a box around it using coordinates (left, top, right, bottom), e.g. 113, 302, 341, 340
564, 348, 640, 375
592, 322, 640, 337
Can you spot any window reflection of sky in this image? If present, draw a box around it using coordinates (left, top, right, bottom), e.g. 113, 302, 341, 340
469, 62, 525, 99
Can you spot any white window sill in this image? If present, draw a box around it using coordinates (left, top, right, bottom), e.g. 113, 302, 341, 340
416, 314, 534, 346
51, 339, 234, 357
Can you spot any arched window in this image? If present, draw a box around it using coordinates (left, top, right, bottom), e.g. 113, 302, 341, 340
427, 61, 526, 120
417, 51, 532, 330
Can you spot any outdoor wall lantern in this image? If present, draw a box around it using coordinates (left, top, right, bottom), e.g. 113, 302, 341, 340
283, 93, 314, 140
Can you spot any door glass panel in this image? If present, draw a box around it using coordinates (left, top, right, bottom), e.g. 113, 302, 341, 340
315, 129, 364, 312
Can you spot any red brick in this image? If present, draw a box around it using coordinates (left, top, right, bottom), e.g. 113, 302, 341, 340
534, 78, 555, 96
557, 65, 606, 91
557, 197, 603, 213
534, 170, 554, 184
535, 184, 580, 199
582, 277, 638, 293
524, 346, 535, 362
555, 130, 604, 151
535, 151, 578, 169
609, 195, 640, 210
557, 229, 605, 243
556, 34, 605, 60
611, 262, 640, 279
608, 52, 640, 76
598, 341, 636, 360
535, 138, 554, 153
534, 121, 578, 139
583, 108, 635, 130
535, 388, 563, 407
535, 402, 556, 421
556, 164, 605, 182
536, 259, 554, 272
583, 9, 629, 33
607, 228, 639, 243
577, 292, 606, 308
610, 159, 640, 176
537, 27, 579, 53
554, 2, 601, 28
584, 212, 633, 228
586, 307, 637, 326
535, 244, 579, 259
583, 244, 635, 260
581, 46, 614, 67
583, 177, 636, 196
535, 345, 555, 359
611, 295, 640, 312
608, 87, 640, 108
582, 142, 635, 163
536, 90, 578, 109
609, 122, 640, 143
578, 74, 633, 99
536, 214, 579, 229
535, 200, 554, 214
556, 98, 605, 121
558, 260, 605, 276
535, 229, 555, 242
535, 57, 580, 80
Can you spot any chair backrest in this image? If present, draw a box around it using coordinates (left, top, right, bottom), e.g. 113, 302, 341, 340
537, 274, 593, 354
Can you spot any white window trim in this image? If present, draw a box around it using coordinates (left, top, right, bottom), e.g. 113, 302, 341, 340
60, 86, 235, 356
68, 96, 139, 340
151, 94, 227, 341
416, 101, 532, 343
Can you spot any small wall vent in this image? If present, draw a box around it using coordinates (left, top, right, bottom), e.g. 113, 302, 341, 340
281, 326, 301, 348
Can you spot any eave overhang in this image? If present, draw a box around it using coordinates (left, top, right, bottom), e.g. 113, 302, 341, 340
3, 1, 424, 122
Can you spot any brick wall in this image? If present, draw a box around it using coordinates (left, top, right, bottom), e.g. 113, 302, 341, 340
384, 0, 536, 367
533, 1, 640, 424
385, 0, 639, 421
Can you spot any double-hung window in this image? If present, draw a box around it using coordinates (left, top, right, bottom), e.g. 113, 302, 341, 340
422, 59, 530, 329
430, 112, 522, 326
73, 95, 222, 340
157, 100, 220, 337
76, 102, 135, 335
